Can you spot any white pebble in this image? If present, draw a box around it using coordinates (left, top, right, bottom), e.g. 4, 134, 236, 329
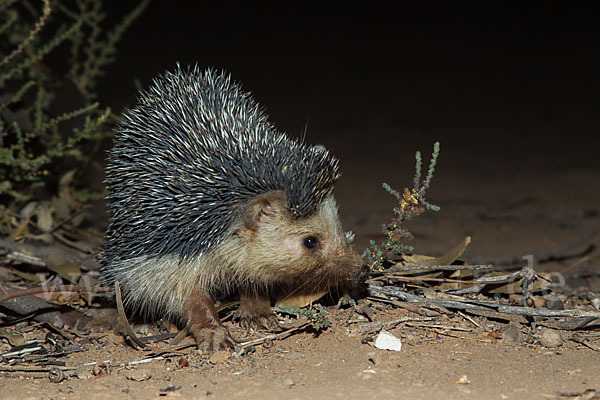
374, 330, 402, 351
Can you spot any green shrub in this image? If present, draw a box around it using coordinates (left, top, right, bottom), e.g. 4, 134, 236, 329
0, 0, 149, 204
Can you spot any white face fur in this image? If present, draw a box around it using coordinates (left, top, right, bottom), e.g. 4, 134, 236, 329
232, 193, 359, 286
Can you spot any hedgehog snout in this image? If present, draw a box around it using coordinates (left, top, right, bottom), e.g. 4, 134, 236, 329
333, 247, 365, 278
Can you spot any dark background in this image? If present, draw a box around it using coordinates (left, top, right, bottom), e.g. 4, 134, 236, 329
97, 3, 599, 250
100, 3, 600, 166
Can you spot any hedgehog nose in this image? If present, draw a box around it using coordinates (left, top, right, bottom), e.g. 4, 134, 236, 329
333, 253, 367, 282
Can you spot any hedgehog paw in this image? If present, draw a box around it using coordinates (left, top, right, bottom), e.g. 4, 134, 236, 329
190, 325, 236, 352
237, 293, 282, 333
238, 313, 282, 333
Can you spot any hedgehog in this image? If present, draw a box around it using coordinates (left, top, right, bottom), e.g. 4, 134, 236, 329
100, 65, 363, 350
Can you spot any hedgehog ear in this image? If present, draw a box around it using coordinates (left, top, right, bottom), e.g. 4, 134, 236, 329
242, 191, 288, 232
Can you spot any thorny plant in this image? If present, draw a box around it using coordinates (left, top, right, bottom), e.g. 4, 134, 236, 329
367, 142, 441, 270
0, 0, 149, 205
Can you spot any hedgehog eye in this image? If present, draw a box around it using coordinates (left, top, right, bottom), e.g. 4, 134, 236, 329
302, 235, 319, 249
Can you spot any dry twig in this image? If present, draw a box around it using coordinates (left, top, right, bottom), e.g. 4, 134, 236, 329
369, 285, 600, 319
0, 284, 110, 304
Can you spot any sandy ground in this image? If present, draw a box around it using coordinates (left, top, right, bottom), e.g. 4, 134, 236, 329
4, 317, 600, 400
1, 152, 599, 400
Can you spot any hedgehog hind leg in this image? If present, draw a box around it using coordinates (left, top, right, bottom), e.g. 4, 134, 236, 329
235, 291, 282, 332
185, 289, 236, 351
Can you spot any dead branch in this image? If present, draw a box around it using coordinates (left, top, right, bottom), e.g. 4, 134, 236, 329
0, 284, 111, 304
238, 323, 310, 348
369, 284, 600, 319
384, 264, 493, 273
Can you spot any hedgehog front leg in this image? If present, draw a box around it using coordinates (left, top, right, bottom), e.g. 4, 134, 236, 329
237, 291, 281, 332
185, 289, 235, 351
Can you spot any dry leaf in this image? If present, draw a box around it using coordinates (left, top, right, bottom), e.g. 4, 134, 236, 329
429, 236, 471, 266
52, 230, 94, 253
35, 203, 53, 233
53, 169, 84, 226
400, 253, 437, 267
276, 286, 327, 308
58, 170, 77, 205
10, 202, 36, 240
400, 236, 471, 268
10, 268, 46, 282
32, 233, 54, 244
20, 202, 38, 219
0, 328, 27, 346
46, 253, 81, 283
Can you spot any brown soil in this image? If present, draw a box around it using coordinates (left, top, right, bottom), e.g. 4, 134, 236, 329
2, 155, 599, 400
3, 308, 599, 400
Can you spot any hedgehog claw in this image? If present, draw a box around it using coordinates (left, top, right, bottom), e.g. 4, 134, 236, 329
237, 293, 281, 333
262, 314, 283, 332
236, 313, 282, 333
190, 325, 236, 352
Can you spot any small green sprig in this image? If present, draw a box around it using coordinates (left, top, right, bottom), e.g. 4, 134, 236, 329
367, 142, 441, 270
276, 304, 332, 331
338, 294, 356, 307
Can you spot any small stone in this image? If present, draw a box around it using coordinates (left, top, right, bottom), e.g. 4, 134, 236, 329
135, 324, 154, 336
126, 369, 151, 381
374, 330, 402, 351
283, 351, 302, 360
234, 345, 255, 357
533, 297, 546, 308
500, 324, 523, 344
92, 364, 109, 377
75, 366, 93, 380
361, 369, 377, 378
591, 298, 600, 311
545, 295, 564, 310
178, 357, 189, 367
488, 331, 501, 340
539, 328, 562, 348
209, 351, 230, 364
456, 375, 471, 385
283, 378, 295, 387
